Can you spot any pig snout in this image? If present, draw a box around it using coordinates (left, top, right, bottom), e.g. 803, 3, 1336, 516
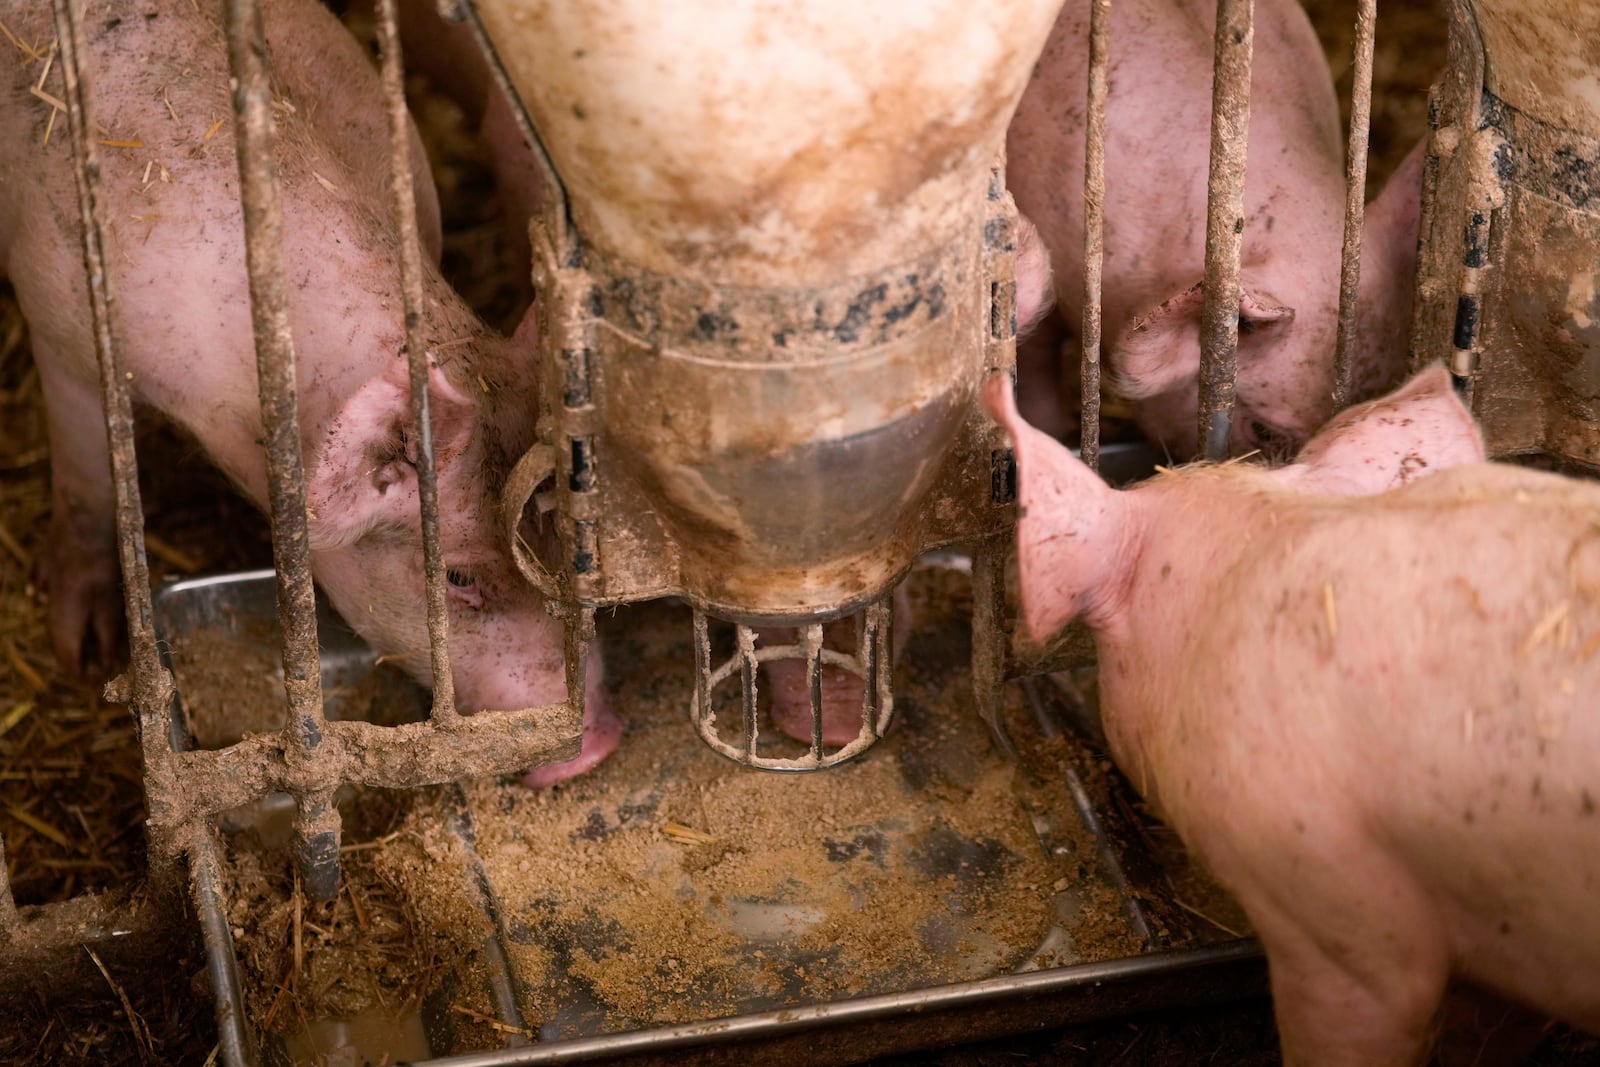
758, 584, 913, 748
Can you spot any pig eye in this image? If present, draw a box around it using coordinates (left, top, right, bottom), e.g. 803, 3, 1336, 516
445, 568, 484, 608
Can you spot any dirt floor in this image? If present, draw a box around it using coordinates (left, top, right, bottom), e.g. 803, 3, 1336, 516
3, 0, 1599, 1064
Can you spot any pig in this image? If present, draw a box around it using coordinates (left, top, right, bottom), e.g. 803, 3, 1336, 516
986, 363, 1600, 1066
1006, 0, 1425, 458
0, 0, 619, 783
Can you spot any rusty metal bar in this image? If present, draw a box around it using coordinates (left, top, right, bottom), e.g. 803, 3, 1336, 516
803, 623, 824, 759
867, 596, 894, 738
222, 0, 339, 898
738, 625, 759, 760
971, 538, 1020, 762
1331, 0, 1378, 410
1197, 0, 1255, 461
50, 0, 182, 880
190, 829, 261, 1067
375, 0, 457, 722
1081, 0, 1111, 472
452, 0, 572, 248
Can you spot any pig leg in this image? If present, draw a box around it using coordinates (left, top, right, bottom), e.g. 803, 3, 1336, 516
35, 355, 122, 673
1244, 872, 1451, 1067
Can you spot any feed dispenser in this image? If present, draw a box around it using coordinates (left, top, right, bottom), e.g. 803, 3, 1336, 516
469, 0, 1067, 767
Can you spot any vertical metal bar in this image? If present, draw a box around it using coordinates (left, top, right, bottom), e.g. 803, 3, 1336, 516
803, 624, 824, 759
971, 538, 1020, 762
1197, 0, 1255, 461
1081, 0, 1111, 473
737, 625, 759, 759
563, 605, 593, 731
1331, 0, 1378, 410
452, 0, 572, 250
191, 830, 262, 1067
50, 0, 181, 879
868, 596, 894, 737
222, 0, 338, 896
375, 0, 457, 720
692, 609, 711, 729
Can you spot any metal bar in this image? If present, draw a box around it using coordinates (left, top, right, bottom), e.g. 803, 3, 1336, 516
169, 707, 584, 816
191, 829, 261, 1067
222, 0, 336, 895
1080, 0, 1111, 473
562, 605, 593, 742
1330, 0, 1378, 410
738, 625, 759, 759
50, 0, 181, 881
971, 538, 1021, 762
375, 0, 457, 721
447, 786, 533, 1047
1019, 678, 1156, 948
870, 595, 894, 737
453, 0, 572, 250
1196, 0, 1255, 461
692, 609, 711, 731
804, 624, 824, 759
422, 941, 1266, 1067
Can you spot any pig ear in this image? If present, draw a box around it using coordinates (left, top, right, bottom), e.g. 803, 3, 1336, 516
983, 376, 1121, 641
306, 357, 479, 549
1115, 282, 1295, 398
1355, 138, 1425, 365
1279, 362, 1483, 497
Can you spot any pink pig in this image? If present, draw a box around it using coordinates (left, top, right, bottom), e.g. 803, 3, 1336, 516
1006, 0, 1424, 458
987, 363, 1600, 1065
1, 0, 618, 782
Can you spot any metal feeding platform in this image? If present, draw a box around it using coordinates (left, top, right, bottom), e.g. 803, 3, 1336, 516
152, 560, 1263, 1066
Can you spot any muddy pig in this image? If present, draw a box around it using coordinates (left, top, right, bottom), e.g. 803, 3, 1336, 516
1007, 0, 1424, 458
987, 364, 1600, 1065
0, 0, 619, 782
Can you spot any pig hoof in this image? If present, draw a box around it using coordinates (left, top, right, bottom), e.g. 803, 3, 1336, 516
520, 698, 623, 788
38, 544, 123, 675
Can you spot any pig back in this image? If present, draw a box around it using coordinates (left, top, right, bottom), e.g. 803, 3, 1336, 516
1157, 466, 1600, 1018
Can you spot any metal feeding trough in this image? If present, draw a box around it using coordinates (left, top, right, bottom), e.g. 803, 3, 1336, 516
151, 564, 1261, 1066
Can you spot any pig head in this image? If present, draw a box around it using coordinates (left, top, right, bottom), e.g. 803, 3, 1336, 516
300, 323, 621, 782
986, 362, 1485, 642
1006, 0, 1426, 458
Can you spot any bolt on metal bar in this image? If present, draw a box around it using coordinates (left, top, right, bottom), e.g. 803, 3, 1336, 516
50, 0, 182, 875
222, 0, 339, 897
1331, 0, 1378, 410
1197, 0, 1255, 461
1080, 0, 1111, 473
375, 0, 456, 721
